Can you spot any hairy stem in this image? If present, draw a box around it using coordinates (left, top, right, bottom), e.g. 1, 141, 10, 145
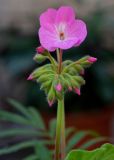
47, 51, 57, 70
55, 98, 65, 160
61, 98, 66, 160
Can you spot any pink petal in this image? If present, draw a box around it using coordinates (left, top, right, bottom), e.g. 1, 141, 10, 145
40, 8, 57, 29
53, 37, 78, 50
39, 27, 57, 51
67, 20, 87, 46
87, 57, 97, 63
55, 6, 75, 24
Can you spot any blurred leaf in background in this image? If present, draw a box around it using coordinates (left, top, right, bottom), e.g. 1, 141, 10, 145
0, 99, 107, 160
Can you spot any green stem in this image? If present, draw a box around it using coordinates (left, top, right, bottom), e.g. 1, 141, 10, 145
47, 51, 57, 70
55, 98, 65, 160
61, 98, 66, 160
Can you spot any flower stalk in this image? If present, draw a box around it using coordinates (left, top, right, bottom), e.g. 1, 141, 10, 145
55, 48, 66, 160
47, 51, 57, 70
61, 97, 66, 160
55, 98, 65, 160
57, 49, 63, 74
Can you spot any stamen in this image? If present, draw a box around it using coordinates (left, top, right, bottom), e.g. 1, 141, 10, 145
60, 32, 65, 40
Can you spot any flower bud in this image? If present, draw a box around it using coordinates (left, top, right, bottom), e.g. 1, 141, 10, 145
48, 100, 54, 107
36, 46, 45, 54
55, 83, 62, 92
80, 69, 84, 75
47, 87, 55, 107
74, 88, 81, 96
33, 54, 47, 63
27, 74, 33, 80
68, 86, 72, 91
87, 57, 97, 63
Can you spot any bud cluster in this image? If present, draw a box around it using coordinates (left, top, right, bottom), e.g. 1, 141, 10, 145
27, 46, 97, 107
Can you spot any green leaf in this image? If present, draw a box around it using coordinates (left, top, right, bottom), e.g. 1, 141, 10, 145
65, 127, 75, 139
8, 98, 31, 119
49, 118, 56, 138
66, 131, 91, 152
35, 143, 51, 160
65, 143, 114, 160
0, 128, 47, 138
28, 107, 46, 130
0, 110, 30, 125
80, 137, 107, 149
0, 140, 38, 155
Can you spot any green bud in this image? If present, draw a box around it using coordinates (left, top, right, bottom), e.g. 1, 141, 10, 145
32, 64, 52, 77
63, 73, 80, 88
73, 76, 85, 85
77, 56, 90, 63
37, 74, 54, 83
74, 64, 84, 73
33, 54, 47, 63
47, 86, 55, 102
32, 69, 53, 80
60, 75, 71, 89
63, 60, 73, 67
81, 61, 91, 68
68, 67, 78, 75
40, 80, 52, 91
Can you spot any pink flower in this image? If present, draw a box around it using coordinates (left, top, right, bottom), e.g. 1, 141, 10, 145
87, 57, 97, 63
55, 83, 62, 92
74, 88, 81, 96
39, 6, 87, 51
36, 46, 45, 54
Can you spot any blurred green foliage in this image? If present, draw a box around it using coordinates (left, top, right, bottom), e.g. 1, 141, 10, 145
66, 143, 114, 160
0, 99, 106, 160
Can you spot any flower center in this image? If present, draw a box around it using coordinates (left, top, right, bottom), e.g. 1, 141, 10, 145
60, 32, 65, 40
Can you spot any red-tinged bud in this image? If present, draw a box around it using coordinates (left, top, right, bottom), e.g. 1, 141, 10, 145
36, 46, 45, 54
87, 57, 97, 63
55, 83, 62, 92
74, 88, 81, 96
48, 100, 54, 107
68, 86, 72, 91
27, 74, 33, 80
80, 70, 84, 75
